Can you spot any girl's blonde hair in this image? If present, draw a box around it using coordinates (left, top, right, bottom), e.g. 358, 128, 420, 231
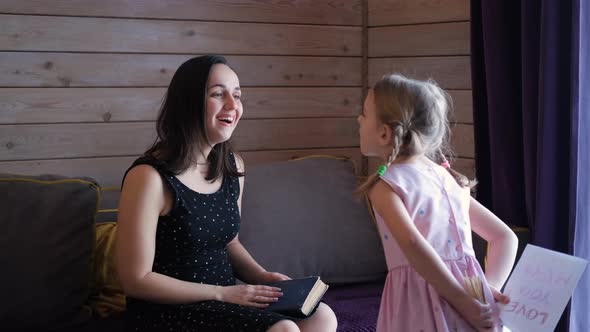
358, 74, 475, 194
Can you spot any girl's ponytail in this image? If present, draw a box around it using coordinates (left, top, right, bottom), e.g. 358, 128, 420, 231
438, 151, 476, 189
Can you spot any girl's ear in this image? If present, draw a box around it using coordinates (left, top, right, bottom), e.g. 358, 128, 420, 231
378, 123, 392, 146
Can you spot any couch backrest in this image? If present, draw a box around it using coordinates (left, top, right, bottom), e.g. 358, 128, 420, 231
0, 174, 98, 329
239, 156, 387, 284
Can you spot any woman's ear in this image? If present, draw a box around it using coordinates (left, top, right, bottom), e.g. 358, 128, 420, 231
378, 123, 392, 146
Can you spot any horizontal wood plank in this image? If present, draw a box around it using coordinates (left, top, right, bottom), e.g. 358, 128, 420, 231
0, 15, 361, 56
448, 90, 472, 124
367, 156, 475, 179
451, 124, 474, 158
0, 0, 362, 26
0, 118, 359, 160
363, 123, 474, 166
242, 87, 362, 119
0, 53, 362, 87
368, 56, 471, 89
369, 22, 470, 57
0, 148, 363, 187
232, 118, 359, 151
0, 87, 362, 124
369, 0, 470, 26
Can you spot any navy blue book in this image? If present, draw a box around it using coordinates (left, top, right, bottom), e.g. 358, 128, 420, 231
264, 276, 329, 318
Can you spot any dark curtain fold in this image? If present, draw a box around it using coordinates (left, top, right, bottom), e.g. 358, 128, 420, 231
470, 1, 586, 331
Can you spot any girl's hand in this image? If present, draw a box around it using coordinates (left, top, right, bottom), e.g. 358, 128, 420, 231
489, 285, 510, 304
218, 284, 283, 308
456, 296, 495, 331
256, 271, 291, 283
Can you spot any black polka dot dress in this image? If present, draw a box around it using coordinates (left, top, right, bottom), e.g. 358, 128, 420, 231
123, 154, 289, 332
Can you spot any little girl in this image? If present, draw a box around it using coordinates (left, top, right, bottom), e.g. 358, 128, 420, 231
358, 74, 519, 331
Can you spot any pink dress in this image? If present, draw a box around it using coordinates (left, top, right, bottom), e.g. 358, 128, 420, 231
374, 163, 501, 332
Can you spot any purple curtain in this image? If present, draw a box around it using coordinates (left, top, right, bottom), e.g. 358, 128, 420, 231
471, 0, 588, 331
570, 1, 589, 331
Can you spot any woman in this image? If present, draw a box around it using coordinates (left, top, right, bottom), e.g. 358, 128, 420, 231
115, 55, 337, 332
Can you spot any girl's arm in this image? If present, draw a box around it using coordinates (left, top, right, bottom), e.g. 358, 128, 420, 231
227, 155, 289, 284
369, 181, 494, 329
469, 197, 518, 289
115, 165, 222, 304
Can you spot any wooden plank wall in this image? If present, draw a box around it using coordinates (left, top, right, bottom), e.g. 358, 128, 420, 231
0, 0, 363, 187
367, 0, 475, 179
0, 0, 475, 187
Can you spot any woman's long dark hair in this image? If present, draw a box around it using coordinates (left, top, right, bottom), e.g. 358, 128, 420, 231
145, 55, 244, 181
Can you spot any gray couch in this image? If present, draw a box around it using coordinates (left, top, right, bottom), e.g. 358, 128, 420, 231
0, 156, 387, 331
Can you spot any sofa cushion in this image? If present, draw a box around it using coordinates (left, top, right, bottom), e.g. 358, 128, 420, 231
88, 222, 126, 318
95, 187, 121, 223
239, 156, 387, 285
0, 174, 98, 330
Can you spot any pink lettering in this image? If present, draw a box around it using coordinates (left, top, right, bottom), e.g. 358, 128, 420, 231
526, 309, 539, 320
504, 302, 550, 325
539, 312, 548, 324
516, 304, 527, 316
554, 274, 573, 286
505, 301, 518, 312
523, 264, 574, 287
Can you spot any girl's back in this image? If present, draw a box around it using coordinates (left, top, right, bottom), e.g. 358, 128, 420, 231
373, 160, 500, 331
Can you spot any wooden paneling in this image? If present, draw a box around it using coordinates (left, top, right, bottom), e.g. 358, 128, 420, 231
0, 1, 363, 182
0, 15, 361, 56
242, 87, 361, 119
0, 0, 362, 26
368, 56, 471, 89
232, 118, 358, 151
448, 90, 473, 124
241, 149, 363, 170
367, 0, 473, 180
363, 124, 474, 173
0, 87, 361, 124
369, 0, 470, 26
451, 124, 474, 158
368, 156, 475, 180
0, 88, 161, 124
0, 148, 363, 187
1, 122, 157, 161
369, 22, 470, 57
0, 53, 362, 87
0, 118, 358, 161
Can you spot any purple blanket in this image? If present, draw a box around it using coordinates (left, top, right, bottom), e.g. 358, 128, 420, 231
85, 281, 385, 332
323, 281, 384, 332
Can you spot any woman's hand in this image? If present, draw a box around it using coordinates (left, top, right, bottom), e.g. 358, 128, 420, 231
218, 284, 283, 308
256, 271, 291, 283
456, 296, 495, 331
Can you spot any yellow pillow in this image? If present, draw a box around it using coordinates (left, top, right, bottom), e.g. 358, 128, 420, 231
88, 222, 126, 317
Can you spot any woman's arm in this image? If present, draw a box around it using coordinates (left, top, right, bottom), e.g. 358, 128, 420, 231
469, 197, 518, 289
227, 155, 289, 284
115, 165, 222, 304
370, 181, 493, 329
227, 236, 272, 284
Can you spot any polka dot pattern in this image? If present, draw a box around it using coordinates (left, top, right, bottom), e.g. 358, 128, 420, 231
125, 154, 288, 331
